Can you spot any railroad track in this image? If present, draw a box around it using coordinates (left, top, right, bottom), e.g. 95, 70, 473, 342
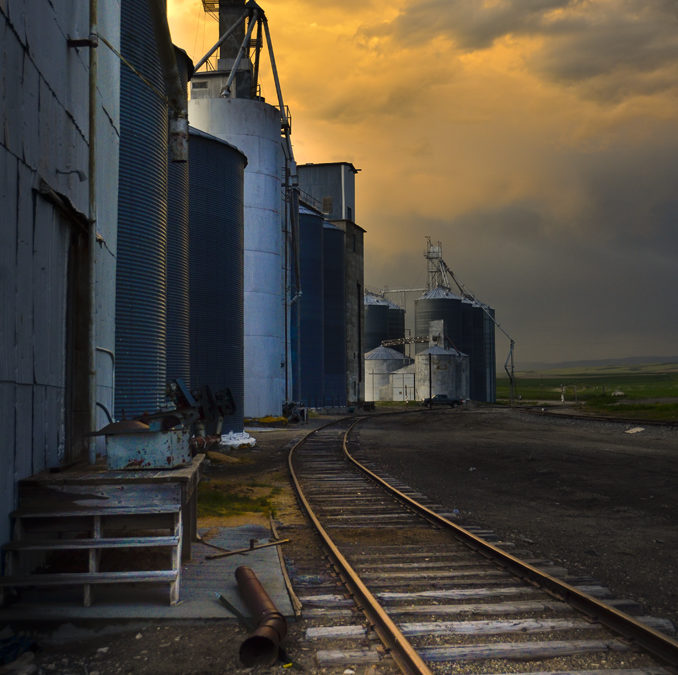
288, 416, 678, 674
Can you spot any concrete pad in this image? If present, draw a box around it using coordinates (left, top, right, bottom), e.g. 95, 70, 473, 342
0, 525, 294, 622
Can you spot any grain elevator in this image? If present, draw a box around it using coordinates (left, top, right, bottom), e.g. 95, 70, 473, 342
189, 0, 292, 418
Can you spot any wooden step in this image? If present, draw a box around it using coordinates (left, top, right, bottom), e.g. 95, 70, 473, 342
11, 504, 181, 519
0, 570, 178, 586
3, 536, 180, 552
0, 569, 180, 606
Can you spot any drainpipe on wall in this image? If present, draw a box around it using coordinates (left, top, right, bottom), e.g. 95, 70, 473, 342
88, 0, 98, 463
148, 0, 188, 162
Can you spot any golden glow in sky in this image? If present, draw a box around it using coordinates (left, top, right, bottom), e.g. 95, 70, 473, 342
168, 1, 678, 364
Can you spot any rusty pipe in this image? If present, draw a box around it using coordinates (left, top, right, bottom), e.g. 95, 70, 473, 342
235, 566, 287, 667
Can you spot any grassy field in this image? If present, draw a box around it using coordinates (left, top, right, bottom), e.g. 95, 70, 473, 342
497, 362, 678, 421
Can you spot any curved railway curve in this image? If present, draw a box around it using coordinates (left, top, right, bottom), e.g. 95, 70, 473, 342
288, 414, 678, 674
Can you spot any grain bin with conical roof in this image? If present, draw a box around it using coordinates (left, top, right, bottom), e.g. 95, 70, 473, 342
386, 298, 406, 353
364, 294, 390, 353
414, 287, 463, 355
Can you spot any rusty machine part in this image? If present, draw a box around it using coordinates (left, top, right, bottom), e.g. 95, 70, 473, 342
235, 566, 288, 667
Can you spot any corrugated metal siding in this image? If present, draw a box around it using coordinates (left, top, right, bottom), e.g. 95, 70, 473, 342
166, 156, 190, 386
188, 129, 246, 433
414, 289, 463, 354
484, 306, 497, 402
467, 301, 485, 401
322, 223, 346, 405
292, 209, 324, 406
166, 48, 192, 388
387, 306, 405, 353
364, 302, 389, 352
115, 0, 168, 419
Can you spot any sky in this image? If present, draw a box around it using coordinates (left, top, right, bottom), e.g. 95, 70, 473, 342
168, 0, 678, 368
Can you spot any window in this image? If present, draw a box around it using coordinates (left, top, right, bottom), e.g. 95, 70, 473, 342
322, 196, 333, 214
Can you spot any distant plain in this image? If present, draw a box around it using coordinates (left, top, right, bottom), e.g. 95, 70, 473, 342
497, 362, 678, 421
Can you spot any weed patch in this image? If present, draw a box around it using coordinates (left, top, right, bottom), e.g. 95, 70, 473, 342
197, 482, 276, 518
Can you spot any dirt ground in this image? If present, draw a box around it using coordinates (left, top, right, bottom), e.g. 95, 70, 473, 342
6, 407, 677, 674
353, 407, 678, 628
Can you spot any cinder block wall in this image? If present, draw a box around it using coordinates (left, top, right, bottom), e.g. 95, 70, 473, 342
0, 1, 120, 547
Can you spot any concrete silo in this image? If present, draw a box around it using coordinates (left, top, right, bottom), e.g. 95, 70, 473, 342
415, 346, 469, 403
365, 346, 412, 402
189, 1, 289, 418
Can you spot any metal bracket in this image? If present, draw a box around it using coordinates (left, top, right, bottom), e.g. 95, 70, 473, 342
68, 34, 99, 48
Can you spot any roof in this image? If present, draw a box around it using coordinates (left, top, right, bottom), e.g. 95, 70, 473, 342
364, 293, 389, 306
299, 204, 323, 217
322, 221, 342, 231
391, 363, 415, 374
419, 286, 462, 301
328, 218, 366, 233
188, 126, 247, 165
365, 293, 404, 310
418, 345, 467, 357
365, 345, 412, 361
298, 161, 360, 174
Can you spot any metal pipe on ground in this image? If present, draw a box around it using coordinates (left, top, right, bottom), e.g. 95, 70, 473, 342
235, 566, 287, 667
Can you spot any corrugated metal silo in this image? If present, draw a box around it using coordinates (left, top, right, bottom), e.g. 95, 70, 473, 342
115, 0, 168, 419
166, 46, 193, 388
292, 206, 325, 407
460, 298, 474, 365
189, 96, 286, 418
414, 287, 463, 355
322, 222, 346, 406
386, 299, 406, 353
364, 294, 390, 352
483, 304, 497, 403
188, 127, 246, 434
461, 299, 482, 401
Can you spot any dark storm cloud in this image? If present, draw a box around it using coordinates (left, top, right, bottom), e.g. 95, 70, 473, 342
363, 0, 678, 101
365, 132, 678, 361
363, 0, 572, 49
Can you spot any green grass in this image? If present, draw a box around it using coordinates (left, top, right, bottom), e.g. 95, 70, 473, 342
197, 482, 280, 518
374, 400, 422, 408
497, 363, 678, 421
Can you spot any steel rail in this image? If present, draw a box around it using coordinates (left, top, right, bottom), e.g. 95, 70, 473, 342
288, 419, 432, 675
521, 407, 678, 428
342, 415, 678, 670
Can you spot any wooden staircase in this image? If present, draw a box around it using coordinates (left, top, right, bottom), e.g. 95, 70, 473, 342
1, 481, 185, 607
